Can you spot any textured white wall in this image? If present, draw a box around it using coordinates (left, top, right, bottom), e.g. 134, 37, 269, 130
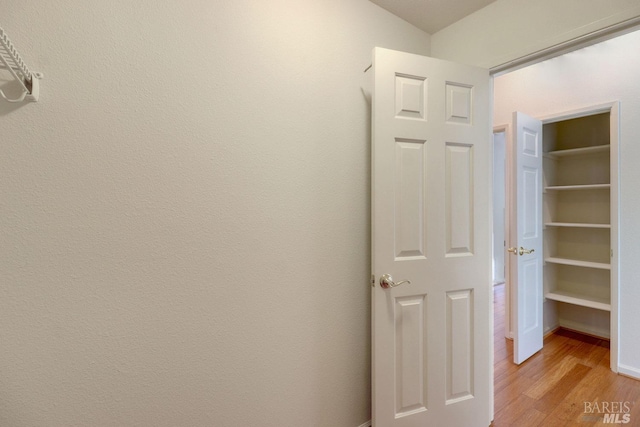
431, 0, 640, 69
494, 29, 640, 377
0, 1, 430, 426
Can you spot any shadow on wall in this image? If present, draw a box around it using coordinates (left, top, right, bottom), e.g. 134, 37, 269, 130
0, 77, 34, 116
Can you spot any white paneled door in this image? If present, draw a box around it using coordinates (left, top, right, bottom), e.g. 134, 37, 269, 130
371, 48, 492, 427
511, 112, 544, 365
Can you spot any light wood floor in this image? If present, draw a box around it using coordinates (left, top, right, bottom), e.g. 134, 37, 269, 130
492, 283, 640, 426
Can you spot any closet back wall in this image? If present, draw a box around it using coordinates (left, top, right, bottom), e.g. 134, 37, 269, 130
0, 1, 430, 426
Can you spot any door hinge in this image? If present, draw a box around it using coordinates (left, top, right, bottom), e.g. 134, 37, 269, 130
611, 249, 613, 258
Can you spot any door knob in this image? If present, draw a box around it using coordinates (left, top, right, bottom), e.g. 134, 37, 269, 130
379, 274, 411, 289
508, 246, 534, 256
519, 247, 534, 255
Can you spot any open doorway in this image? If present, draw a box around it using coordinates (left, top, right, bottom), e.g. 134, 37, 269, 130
492, 130, 506, 287
492, 127, 512, 342
489, 26, 640, 425
494, 106, 619, 363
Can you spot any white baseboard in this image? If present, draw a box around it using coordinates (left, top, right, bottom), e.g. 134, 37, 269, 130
617, 363, 640, 380
356, 421, 372, 427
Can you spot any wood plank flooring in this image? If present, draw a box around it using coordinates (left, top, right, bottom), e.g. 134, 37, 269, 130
492, 283, 640, 426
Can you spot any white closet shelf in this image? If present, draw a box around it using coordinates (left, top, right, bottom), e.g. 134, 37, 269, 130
545, 144, 610, 158
545, 257, 611, 270
545, 222, 611, 229
545, 184, 610, 191
545, 291, 611, 312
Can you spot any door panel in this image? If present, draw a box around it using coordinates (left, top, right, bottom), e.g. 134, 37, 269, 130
394, 295, 428, 416
372, 47, 491, 427
445, 289, 474, 404
394, 139, 427, 259
445, 143, 474, 256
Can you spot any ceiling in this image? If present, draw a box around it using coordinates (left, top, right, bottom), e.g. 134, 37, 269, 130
369, 0, 497, 34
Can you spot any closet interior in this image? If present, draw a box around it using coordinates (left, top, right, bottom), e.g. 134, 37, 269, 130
542, 112, 613, 339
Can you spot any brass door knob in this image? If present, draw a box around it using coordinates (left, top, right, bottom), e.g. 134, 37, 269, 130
508, 247, 535, 256
519, 247, 534, 255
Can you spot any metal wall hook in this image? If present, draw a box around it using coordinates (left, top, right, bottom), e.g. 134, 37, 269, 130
0, 25, 41, 102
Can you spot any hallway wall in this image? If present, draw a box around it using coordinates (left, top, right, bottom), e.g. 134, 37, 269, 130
0, 1, 430, 426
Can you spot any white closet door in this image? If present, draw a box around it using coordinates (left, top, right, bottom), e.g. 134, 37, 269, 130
511, 111, 543, 365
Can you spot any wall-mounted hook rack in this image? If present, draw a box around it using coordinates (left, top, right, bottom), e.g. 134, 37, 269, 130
0, 26, 41, 102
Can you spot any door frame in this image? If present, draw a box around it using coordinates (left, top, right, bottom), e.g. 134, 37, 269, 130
488, 23, 637, 379
499, 102, 620, 373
